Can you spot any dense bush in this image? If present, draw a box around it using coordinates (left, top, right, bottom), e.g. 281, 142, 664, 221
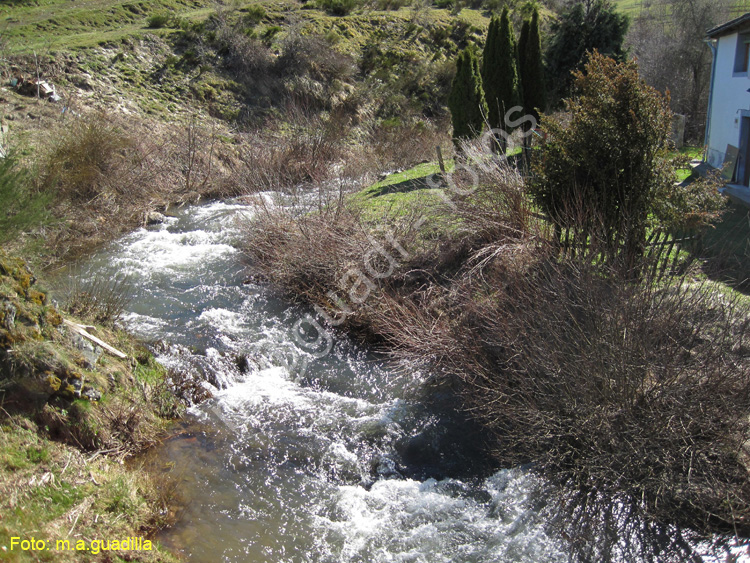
531, 53, 723, 276
314, 0, 361, 16
275, 32, 355, 84
382, 245, 750, 561
147, 11, 171, 29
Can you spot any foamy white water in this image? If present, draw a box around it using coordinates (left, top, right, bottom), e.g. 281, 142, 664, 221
61, 199, 590, 562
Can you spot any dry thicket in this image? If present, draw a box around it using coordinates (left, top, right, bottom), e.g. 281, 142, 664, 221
33, 110, 237, 260
244, 142, 750, 560
236, 102, 449, 194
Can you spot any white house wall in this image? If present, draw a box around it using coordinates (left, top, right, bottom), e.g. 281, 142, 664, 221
707, 31, 750, 169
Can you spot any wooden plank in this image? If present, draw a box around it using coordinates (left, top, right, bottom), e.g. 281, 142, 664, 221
63, 319, 127, 359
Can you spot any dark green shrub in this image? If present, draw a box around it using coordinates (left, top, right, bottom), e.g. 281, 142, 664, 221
531, 53, 723, 275
315, 0, 360, 16
518, 5, 545, 121
447, 47, 487, 141
546, 0, 629, 105
481, 7, 522, 143
147, 11, 170, 28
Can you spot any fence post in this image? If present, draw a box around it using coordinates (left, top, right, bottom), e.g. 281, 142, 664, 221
436, 145, 446, 175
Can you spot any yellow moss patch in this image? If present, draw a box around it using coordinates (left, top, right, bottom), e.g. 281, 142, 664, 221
27, 289, 46, 306
44, 307, 63, 327
45, 373, 62, 393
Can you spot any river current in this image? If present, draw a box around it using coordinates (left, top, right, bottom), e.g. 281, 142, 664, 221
65, 198, 571, 562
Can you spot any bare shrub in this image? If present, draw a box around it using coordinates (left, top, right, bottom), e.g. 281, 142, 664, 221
240, 119, 750, 557
275, 32, 355, 85
237, 107, 350, 192
168, 114, 219, 196
274, 31, 357, 111
36, 109, 243, 261
37, 390, 163, 454
244, 190, 367, 304
63, 274, 132, 327
210, 5, 273, 79
310, 144, 750, 559
43, 112, 135, 203
243, 180, 429, 339
370, 244, 750, 560
367, 119, 451, 172
447, 139, 538, 242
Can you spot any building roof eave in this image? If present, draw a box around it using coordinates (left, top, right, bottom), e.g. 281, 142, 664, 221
707, 13, 750, 39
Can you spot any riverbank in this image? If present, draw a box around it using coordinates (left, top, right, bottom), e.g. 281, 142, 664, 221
0, 250, 185, 562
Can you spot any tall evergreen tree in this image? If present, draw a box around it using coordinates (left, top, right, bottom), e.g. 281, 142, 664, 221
481, 7, 522, 135
520, 6, 546, 122
518, 18, 530, 76
448, 47, 488, 142
546, 0, 629, 107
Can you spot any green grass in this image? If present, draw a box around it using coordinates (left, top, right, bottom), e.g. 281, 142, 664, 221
1, 0, 214, 53
0, 154, 55, 245
0, 421, 180, 563
133, 353, 169, 385
673, 145, 703, 183
366, 161, 453, 191
0, 0, 490, 54
349, 159, 465, 242
355, 186, 445, 219
613, 0, 750, 18
613, 0, 750, 15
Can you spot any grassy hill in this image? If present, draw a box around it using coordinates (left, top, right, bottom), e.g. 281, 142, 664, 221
0, 0, 491, 54
614, 0, 750, 18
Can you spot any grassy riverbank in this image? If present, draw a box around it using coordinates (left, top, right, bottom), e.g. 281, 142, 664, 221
0, 251, 186, 561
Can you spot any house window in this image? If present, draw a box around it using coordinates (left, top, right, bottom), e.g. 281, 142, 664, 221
734, 33, 750, 74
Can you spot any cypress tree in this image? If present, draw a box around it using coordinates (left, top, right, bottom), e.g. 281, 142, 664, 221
518, 18, 530, 77
480, 7, 522, 133
520, 6, 546, 122
546, 0, 629, 106
448, 48, 488, 142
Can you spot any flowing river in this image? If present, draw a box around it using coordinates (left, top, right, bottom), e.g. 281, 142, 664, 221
65, 198, 571, 562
